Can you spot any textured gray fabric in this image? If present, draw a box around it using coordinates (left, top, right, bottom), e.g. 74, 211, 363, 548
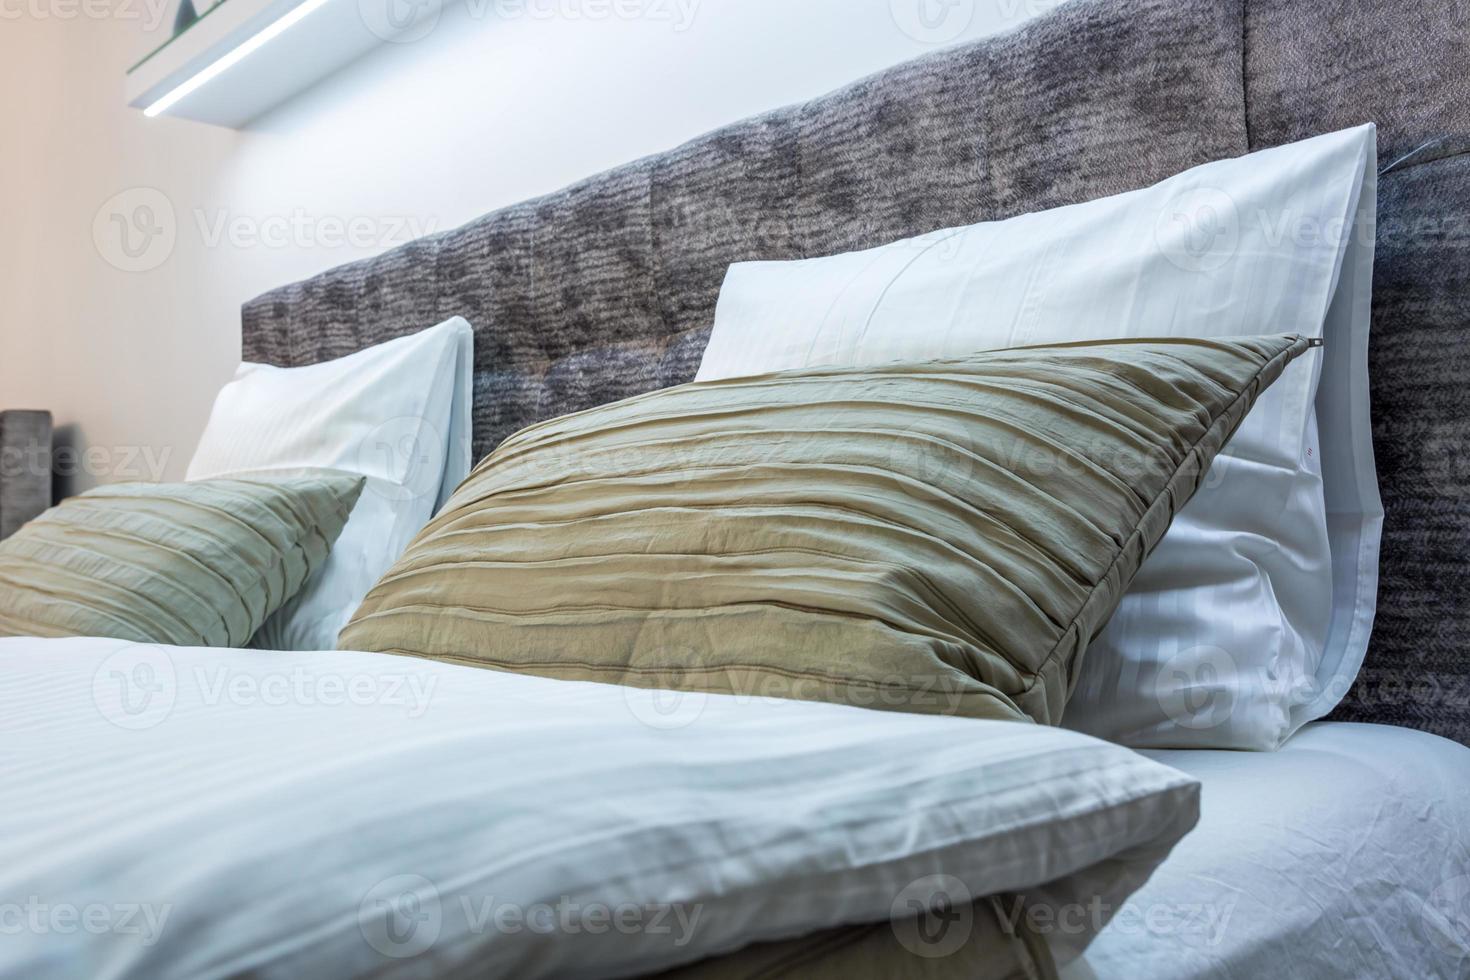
1324, 149, 1470, 743
244, 0, 1248, 459
242, 0, 1470, 745
1243, 0, 1470, 161
0, 411, 52, 540
1241, 0, 1470, 746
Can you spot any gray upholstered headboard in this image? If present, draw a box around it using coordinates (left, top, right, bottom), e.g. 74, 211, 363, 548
242, 0, 1470, 745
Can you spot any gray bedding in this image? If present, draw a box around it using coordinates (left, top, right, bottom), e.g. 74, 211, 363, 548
241, 0, 1470, 745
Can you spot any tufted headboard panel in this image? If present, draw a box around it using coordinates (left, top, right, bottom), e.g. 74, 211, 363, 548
242, 0, 1470, 745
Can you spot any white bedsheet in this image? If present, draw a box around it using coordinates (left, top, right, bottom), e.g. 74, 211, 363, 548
1067, 722, 1470, 980
0, 637, 1199, 980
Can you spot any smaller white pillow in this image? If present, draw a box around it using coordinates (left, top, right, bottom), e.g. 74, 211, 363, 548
187, 319, 474, 651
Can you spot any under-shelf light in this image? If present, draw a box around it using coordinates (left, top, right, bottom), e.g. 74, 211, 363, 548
144, 0, 333, 118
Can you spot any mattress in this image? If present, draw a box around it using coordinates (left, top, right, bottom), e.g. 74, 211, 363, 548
1066, 722, 1470, 979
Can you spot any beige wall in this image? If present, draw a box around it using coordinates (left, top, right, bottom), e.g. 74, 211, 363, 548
1, 13, 238, 493
0, 0, 1051, 493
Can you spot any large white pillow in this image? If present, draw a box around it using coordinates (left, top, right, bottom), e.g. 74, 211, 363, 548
0, 637, 1202, 977
187, 319, 474, 651
697, 126, 1381, 751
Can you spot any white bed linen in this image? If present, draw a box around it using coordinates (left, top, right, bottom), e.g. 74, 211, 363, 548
0, 637, 1199, 979
1066, 723, 1470, 980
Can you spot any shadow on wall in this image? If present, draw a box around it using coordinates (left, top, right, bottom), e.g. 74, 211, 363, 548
52, 424, 81, 503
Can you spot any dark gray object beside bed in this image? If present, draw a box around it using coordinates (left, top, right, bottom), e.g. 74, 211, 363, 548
0, 411, 52, 541
242, 0, 1470, 747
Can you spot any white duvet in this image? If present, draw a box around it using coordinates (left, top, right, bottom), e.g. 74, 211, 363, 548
0, 637, 1199, 979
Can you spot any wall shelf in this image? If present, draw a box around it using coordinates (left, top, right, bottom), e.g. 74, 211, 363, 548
126, 0, 440, 128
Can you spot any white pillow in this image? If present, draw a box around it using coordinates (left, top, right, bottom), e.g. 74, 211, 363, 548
0, 638, 1202, 977
697, 126, 1381, 751
187, 319, 474, 651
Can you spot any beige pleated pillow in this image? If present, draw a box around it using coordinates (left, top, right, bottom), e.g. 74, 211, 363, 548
342, 336, 1309, 724
0, 474, 364, 647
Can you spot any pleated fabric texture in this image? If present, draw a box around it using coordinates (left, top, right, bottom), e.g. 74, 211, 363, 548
0, 474, 364, 647
342, 336, 1309, 724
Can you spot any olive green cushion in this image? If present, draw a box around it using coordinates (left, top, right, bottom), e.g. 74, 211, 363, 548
0, 474, 364, 646
341, 336, 1308, 724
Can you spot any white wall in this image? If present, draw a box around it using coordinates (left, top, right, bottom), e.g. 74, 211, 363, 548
0, 0, 1050, 491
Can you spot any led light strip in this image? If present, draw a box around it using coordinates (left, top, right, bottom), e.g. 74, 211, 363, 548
144, 0, 333, 118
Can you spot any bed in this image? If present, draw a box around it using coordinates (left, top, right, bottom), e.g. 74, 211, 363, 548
3, 0, 1468, 976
